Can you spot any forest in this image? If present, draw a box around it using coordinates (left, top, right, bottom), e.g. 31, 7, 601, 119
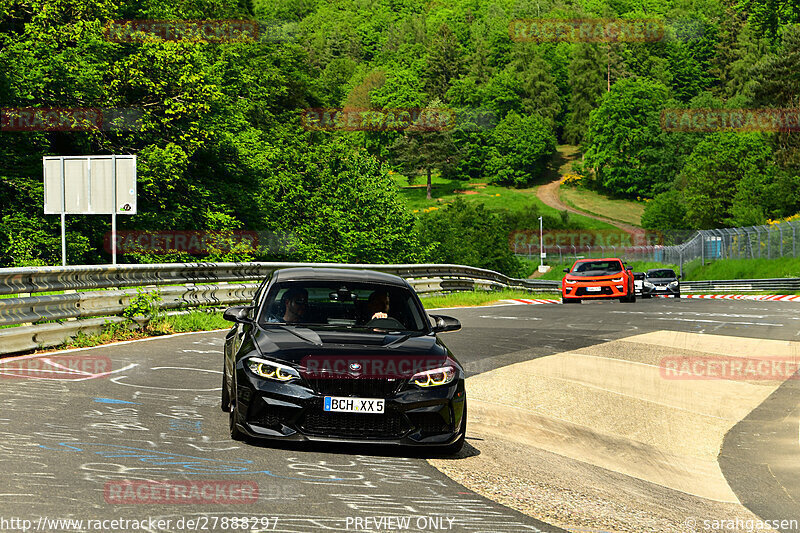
0, 0, 798, 275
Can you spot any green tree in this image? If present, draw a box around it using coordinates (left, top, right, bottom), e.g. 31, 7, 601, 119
583, 78, 670, 197
424, 23, 465, 100
277, 139, 425, 263
487, 111, 556, 187
416, 199, 522, 276
641, 191, 689, 231
681, 133, 779, 228
564, 43, 605, 145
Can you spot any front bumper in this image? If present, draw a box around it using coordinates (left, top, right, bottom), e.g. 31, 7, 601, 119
643, 284, 680, 296
232, 368, 466, 447
563, 281, 629, 299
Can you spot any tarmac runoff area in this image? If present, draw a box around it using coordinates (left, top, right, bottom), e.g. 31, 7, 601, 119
429, 331, 800, 533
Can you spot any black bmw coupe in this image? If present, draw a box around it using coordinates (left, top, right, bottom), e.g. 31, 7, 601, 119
221, 267, 466, 453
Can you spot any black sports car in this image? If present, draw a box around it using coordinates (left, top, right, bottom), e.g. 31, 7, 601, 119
221, 267, 466, 453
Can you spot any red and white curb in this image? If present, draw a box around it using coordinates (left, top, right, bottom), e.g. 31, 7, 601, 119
682, 294, 800, 301
504, 298, 561, 305
504, 295, 800, 305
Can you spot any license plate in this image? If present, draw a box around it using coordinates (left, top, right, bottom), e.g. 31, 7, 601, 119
585, 286, 602, 292
324, 396, 385, 414
656, 286, 667, 290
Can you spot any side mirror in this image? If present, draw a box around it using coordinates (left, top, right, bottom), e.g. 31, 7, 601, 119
677, 275, 682, 279
223, 305, 254, 323
430, 314, 461, 333
563, 268, 570, 273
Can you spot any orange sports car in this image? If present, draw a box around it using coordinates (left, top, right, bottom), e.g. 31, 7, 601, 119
561, 258, 636, 304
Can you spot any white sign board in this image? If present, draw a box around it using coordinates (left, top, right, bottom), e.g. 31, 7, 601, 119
44, 155, 136, 215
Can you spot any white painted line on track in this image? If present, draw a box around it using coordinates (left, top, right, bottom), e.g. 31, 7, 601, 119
478, 315, 542, 321
650, 317, 784, 327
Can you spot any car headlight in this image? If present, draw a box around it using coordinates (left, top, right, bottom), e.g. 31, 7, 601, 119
411, 365, 456, 387
247, 357, 300, 382
565, 279, 577, 284
611, 277, 624, 282
669, 281, 679, 287
644, 281, 654, 288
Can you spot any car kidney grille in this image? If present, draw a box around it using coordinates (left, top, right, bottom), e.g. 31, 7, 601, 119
306, 377, 400, 397
300, 411, 409, 439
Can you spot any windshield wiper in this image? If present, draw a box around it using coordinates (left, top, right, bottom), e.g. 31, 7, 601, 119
261, 324, 322, 345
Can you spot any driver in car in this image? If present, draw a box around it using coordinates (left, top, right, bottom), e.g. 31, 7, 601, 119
274, 287, 308, 323
365, 289, 390, 321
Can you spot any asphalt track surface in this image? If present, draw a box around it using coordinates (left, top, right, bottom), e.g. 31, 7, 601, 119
1, 297, 798, 533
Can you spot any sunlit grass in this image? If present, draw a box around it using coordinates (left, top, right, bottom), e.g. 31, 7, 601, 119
392, 173, 618, 231
560, 186, 645, 226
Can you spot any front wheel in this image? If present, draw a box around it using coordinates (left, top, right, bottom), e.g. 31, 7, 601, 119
229, 378, 246, 442
221, 365, 230, 412
674, 292, 681, 299
562, 297, 581, 304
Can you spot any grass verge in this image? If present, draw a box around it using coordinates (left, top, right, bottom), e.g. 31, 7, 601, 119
559, 186, 645, 226
421, 290, 561, 308
56, 310, 229, 350
393, 173, 617, 231
683, 257, 800, 280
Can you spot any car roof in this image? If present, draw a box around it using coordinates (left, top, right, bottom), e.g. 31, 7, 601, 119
574, 258, 624, 262
271, 267, 408, 286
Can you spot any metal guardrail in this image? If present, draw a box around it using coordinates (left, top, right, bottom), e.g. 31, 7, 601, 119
0, 262, 559, 355
680, 278, 800, 292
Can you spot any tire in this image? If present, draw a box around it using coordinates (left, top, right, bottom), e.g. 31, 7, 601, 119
674, 292, 681, 299
562, 297, 581, 304
221, 364, 230, 412
229, 377, 246, 442
441, 402, 467, 455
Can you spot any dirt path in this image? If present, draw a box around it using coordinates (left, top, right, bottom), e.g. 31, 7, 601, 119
537, 147, 643, 240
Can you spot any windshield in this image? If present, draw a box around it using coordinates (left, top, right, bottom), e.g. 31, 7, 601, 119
570, 260, 624, 276
258, 280, 427, 332
647, 269, 677, 278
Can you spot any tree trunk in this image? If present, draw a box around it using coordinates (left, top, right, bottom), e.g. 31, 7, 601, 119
426, 167, 432, 200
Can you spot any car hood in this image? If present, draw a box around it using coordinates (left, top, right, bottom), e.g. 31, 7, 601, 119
647, 277, 677, 284
564, 272, 624, 280
249, 326, 448, 366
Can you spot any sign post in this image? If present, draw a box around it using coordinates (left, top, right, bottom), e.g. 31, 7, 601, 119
43, 155, 137, 266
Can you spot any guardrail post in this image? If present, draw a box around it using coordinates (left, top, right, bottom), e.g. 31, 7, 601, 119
779, 226, 784, 257
700, 231, 705, 266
